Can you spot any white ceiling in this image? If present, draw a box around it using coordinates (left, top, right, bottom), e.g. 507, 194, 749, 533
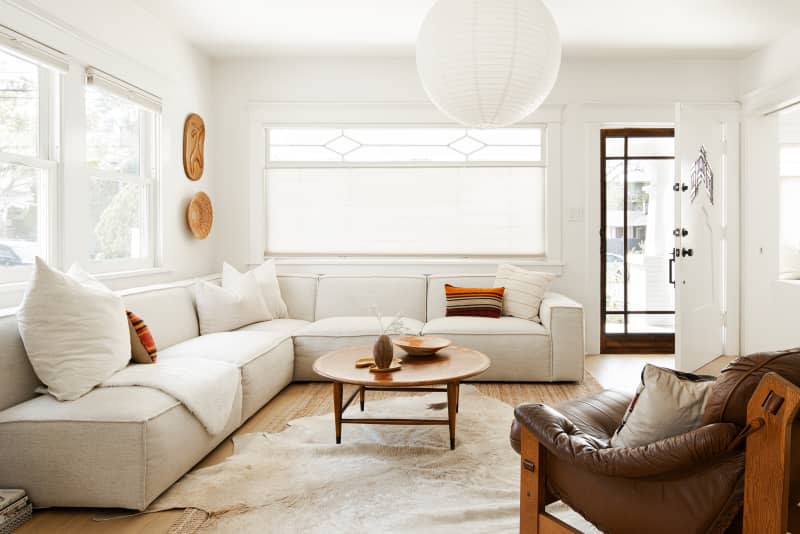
135, 0, 800, 60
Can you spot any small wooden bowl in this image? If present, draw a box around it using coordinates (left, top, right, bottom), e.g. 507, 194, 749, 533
187, 192, 213, 239
392, 335, 451, 356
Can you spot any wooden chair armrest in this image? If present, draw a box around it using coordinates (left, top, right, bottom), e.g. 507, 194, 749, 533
744, 372, 800, 534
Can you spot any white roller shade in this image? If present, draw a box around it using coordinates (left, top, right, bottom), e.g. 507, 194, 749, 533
86, 67, 162, 114
0, 24, 69, 73
265, 166, 545, 256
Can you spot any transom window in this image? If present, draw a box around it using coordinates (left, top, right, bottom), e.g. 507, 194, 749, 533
265, 126, 547, 257
268, 127, 542, 163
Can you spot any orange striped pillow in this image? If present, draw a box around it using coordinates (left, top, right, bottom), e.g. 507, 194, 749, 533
126, 310, 157, 363
444, 284, 505, 318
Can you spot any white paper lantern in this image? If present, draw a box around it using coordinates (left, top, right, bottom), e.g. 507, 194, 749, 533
416, 0, 562, 128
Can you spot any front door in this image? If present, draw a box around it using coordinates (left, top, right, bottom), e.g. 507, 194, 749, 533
600, 128, 676, 353
674, 104, 739, 371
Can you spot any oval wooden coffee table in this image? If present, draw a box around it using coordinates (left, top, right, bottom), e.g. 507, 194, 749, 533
313, 344, 490, 450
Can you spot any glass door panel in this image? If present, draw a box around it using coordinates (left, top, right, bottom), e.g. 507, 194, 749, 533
601, 129, 676, 353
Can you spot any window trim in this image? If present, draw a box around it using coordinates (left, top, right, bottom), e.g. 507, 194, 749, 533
248, 103, 562, 264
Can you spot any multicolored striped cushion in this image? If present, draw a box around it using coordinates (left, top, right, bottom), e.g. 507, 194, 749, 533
126, 310, 157, 364
444, 284, 505, 318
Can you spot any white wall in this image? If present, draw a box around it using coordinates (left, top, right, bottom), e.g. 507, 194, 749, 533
739, 27, 800, 354
0, 0, 218, 303
211, 56, 740, 353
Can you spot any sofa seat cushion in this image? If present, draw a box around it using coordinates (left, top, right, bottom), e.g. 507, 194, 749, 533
159, 331, 294, 420
0, 386, 180, 424
292, 316, 424, 381
422, 316, 551, 381
237, 318, 310, 336
0, 385, 242, 510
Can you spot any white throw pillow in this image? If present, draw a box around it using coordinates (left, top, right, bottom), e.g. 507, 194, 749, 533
222, 260, 288, 319
493, 264, 555, 322
17, 258, 131, 401
610, 364, 716, 448
194, 272, 272, 335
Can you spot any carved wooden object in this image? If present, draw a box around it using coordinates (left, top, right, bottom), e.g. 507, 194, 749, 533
186, 191, 213, 239
183, 113, 205, 180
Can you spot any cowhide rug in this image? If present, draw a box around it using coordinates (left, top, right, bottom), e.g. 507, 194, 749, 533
152, 385, 600, 533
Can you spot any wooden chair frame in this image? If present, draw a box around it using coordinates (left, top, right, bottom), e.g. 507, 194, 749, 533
518, 372, 800, 534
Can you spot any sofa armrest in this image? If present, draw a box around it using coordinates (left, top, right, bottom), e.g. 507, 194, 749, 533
514, 403, 740, 478
540, 292, 584, 381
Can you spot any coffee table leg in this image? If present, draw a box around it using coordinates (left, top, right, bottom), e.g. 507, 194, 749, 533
456, 383, 460, 413
333, 382, 343, 444
359, 386, 365, 412
447, 382, 458, 450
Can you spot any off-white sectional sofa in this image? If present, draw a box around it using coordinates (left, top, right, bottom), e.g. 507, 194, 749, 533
0, 273, 583, 510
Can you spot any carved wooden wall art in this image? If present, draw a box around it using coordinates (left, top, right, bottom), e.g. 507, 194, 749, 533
183, 113, 205, 180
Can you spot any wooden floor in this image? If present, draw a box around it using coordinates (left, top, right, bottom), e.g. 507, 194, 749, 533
17, 354, 732, 534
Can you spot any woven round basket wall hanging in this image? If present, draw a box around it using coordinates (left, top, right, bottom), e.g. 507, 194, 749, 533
183, 113, 205, 181
186, 192, 213, 239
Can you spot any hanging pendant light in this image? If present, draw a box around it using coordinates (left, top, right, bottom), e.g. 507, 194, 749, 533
416, 0, 562, 128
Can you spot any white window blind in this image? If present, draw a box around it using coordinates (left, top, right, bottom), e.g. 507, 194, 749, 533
0, 24, 68, 73
265, 126, 546, 256
86, 68, 161, 113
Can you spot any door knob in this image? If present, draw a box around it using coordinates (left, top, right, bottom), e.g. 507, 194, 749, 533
673, 228, 688, 237
673, 182, 688, 192
681, 248, 693, 257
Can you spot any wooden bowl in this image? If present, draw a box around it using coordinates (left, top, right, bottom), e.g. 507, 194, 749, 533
187, 192, 213, 239
392, 335, 451, 356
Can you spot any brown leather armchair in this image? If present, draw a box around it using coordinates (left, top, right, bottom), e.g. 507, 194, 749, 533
510, 350, 800, 534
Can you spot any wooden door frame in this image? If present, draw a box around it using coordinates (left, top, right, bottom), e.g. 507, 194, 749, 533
600, 128, 676, 354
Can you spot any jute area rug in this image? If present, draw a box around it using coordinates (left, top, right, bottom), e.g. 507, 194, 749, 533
156, 378, 605, 533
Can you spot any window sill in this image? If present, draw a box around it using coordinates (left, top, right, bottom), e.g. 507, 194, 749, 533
93, 267, 172, 281
0, 267, 174, 316
263, 256, 564, 267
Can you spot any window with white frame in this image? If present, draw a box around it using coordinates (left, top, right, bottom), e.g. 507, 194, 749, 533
0, 46, 58, 281
85, 69, 159, 270
264, 126, 546, 256
780, 141, 800, 280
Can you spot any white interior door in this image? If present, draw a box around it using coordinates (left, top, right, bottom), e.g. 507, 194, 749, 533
674, 103, 740, 372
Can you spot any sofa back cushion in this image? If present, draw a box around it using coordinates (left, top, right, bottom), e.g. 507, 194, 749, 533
0, 313, 40, 411
427, 274, 496, 321
277, 274, 318, 322
122, 284, 199, 351
315, 275, 427, 322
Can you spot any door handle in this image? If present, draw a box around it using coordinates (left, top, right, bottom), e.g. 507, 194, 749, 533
673, 228, 688, 237
669, 255, 675, 285
681, 248, 693, 257
673, 182, 689, 192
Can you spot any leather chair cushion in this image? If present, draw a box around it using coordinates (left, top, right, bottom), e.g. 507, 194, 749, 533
702, 348, 800, 426
510, 389, 634, 455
